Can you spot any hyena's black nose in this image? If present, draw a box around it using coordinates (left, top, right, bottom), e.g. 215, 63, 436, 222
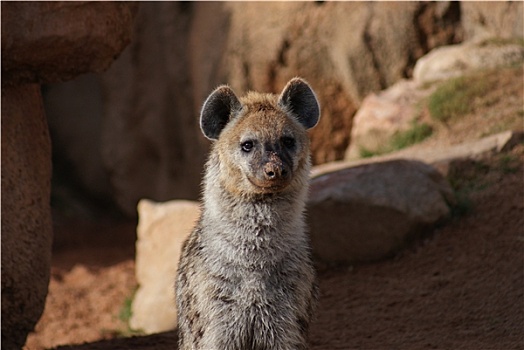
264, 162, 289, 181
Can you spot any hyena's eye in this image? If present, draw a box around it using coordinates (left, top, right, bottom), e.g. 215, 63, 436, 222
281, 136, 296, 149
241, 140, 254, 153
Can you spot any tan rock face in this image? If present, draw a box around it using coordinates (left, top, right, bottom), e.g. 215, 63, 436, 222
98, 2, 462, 215
37, 2, 523, 219
461, 1, 523, 40
131, 200, 200, 334
215, 2, 438, 164
1, 1, 138, 84
308, 160, 454, 264
1, 85, 53, 350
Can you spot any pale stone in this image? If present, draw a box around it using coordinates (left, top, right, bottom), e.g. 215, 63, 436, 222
131, 199, 200, 334
345, 80, 435, 160
413, 41, 524, 84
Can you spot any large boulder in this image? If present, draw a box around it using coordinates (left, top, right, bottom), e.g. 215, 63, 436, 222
1, 84, 53, 350
131, 199, 200, 334
1, 2, 138, 84
1, 3, 137, 348
308, 160, 454, 264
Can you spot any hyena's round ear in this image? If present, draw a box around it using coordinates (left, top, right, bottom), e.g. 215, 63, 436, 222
200, 86, 242, 140
278, 78, 320, 130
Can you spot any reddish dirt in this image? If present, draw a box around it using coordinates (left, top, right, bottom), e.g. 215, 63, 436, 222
24, 145, 524, 350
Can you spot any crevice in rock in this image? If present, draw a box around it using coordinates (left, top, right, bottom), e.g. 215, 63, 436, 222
362, 5, 387, 90
267, 38, 291, 93
405, 1, 463, 78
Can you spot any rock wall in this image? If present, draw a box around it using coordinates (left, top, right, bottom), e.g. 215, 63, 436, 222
461, 1, 523, 40
100, 2, 207, 216
43, 2, 523, 217
87, 1, 463, 216
180, 1, 462, 164
1, 2, 137, 348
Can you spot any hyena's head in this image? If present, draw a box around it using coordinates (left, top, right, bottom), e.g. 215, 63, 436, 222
200, 78, 320, 196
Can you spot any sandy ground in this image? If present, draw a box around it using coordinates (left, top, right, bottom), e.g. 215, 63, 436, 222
23, 145, 524, 350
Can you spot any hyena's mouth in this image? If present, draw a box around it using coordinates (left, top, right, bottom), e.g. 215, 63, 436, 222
247, 176, 291, 193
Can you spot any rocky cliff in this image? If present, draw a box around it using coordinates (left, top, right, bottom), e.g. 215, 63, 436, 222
44, 2, 522, 216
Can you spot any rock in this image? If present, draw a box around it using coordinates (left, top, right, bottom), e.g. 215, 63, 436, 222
216, 2, 460, 164
53, 331, 179, 350
100, 2, 208, 216
461, 2, 523, 41
345, 80, 435, 159
308, 160, 454, 264
1, 2, 138, 84
131, 199, 200, 334
413, 40, 524, 84
39, 2, 524, 221
1, 84, 53, 350
96, 2, 462, 216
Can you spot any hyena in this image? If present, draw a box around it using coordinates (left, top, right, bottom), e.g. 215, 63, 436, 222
176, 78, 320, 350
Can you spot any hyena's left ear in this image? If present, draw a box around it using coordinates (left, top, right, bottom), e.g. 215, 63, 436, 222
278, 78, 320, 130
200, 85, 242, 140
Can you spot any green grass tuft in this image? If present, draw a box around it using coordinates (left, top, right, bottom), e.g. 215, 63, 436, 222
119, 294, 133, 323
390, 122, 433, 151
116, 288, 145, 337
478, 37, 524, 47
359, 121, 433, 158
428, 74, 490, 123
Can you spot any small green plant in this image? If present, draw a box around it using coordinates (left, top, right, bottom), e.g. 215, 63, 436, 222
428, 74, 490, 123
389, 122, 433, 151
499, 154, 520, 174
359, 146, 379, 158
358, 121, 433, 158
119, 294, 133, 324
449, 190, 474, 218
116, 289, 145, 337
478, 37, 524, 47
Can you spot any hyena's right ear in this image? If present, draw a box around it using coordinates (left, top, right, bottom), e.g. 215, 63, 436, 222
200, 86, 242, 140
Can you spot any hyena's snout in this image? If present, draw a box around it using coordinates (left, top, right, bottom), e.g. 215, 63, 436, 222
259, 151, 292, 188
263, 158, 289, 181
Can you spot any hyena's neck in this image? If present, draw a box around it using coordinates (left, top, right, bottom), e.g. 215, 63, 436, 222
201, 152, 309, 242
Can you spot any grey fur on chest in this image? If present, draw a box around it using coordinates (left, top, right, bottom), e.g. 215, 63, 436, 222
201, 191, 308, 268
176, 196, 315, 350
